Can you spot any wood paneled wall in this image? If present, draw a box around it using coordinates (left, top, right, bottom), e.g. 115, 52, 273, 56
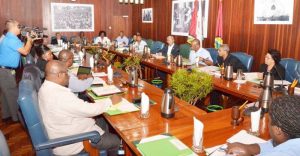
0, 0, 132, 41
132, 0, 300, 71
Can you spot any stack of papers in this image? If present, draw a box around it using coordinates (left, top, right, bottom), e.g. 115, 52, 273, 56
91, 85, 123, 96
197, 66, 219, 75
205, 130, 266, 156
103, 98, 139, 115
135, 134, 197, 156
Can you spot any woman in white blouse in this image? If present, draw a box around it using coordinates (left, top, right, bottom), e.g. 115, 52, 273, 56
94, 31, 111, 46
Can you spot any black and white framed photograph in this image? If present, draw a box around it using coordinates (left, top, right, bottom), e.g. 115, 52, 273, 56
254, 0, 294, 24
171, 0, 209, 37
51, 3, 94, 32
142, 8, 153, 23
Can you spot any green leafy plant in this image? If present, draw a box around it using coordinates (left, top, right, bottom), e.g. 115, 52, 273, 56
171, 69, 213, 105
122, 54, 142, 79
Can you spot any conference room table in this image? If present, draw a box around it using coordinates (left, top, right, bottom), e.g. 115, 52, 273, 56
99, 47, 262, 102
89, 66, 270, 156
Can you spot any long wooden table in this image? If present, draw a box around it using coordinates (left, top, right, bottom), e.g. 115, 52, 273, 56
90, 67, 270, 156
106, 48, 262, 102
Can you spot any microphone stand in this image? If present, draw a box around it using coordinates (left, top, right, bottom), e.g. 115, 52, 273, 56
273, 65, 288, 95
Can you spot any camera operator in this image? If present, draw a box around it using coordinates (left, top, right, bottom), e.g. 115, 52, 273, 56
0, 19, 34, 122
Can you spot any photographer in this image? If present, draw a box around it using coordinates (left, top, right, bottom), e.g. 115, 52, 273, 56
0, 19, 34, 122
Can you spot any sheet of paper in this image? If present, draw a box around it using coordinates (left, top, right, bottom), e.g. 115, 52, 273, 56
285, 86, 300, 95
274, 80, 291, 86
205, 130, 266, 156
140, 135, 170, 144
244, 72, 259, 81
105, 98, 139, 115
92, 72, 107, 77
92, 77, 106, 85
91, 85, 122, 96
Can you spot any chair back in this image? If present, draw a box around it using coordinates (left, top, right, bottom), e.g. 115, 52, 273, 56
17, 80, 53, 156
150, 41, 165, 53
280, 58, 300, 82
22, 64, 42, 91
145, 39, 154, 48
179, 44, 191, 59
0, 130, 10, 156
206, 48, 219, 64
231, 52, 254, 72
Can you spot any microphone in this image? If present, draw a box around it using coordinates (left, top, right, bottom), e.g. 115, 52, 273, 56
273, 65, 288, 94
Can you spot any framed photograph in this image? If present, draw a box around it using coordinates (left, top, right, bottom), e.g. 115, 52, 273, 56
171, 0, 209, 37
142, 8, 153, 23
254, 0, 294, 24
51, 3, 94, 32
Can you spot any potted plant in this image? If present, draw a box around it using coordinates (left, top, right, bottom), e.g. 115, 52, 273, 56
122, 54, 142, 79
171, 69, 213, 105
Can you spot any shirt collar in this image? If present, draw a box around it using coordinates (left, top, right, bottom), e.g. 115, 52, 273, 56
44, 80, 70, 91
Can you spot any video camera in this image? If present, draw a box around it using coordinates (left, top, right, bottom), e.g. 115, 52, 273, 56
19, 25, 48, 40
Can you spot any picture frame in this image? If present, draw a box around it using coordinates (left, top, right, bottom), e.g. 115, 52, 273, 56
254, 0, 294, 24
142, 8, 153, 23
51, 3, 94, 32
171, 0, 209, 37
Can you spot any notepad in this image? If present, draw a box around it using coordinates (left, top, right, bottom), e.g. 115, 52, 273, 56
91, 85, 123, 96
135, 134, 197, 156
103, 98, 139, 115
205, 130, 266, 156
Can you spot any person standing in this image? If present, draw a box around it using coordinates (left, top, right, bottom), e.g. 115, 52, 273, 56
0, 20, 34, 122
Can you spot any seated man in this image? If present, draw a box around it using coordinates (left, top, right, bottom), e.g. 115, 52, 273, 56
189, 39, 213, 66
72, 31, 87, 45
133, 34, 147, 53
227, 95, 300, 156
58, 50, 93, 93
51, 32, 67, 45
160, 35, 180, 57
216, 44, 247, 72
115, 31, 129, 47
38, 60, 121, 156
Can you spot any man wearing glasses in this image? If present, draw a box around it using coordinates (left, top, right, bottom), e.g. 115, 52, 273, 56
0, 19, 33, 122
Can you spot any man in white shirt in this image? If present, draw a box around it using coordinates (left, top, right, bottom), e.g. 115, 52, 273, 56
38, 60, 121, 156
115, 31, 129, 47
133, 35, 148, 54
189, 39, 213, 66
58, 50, 93, 93
160, 36, 180, 57
94, 31, 111, 46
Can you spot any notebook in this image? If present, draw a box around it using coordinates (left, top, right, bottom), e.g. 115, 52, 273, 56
91, 85, 123, 97
134, 134, 197, 156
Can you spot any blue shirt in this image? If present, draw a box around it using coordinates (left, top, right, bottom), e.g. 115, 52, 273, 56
0, 32, 24, 68
116, 36, 129, 46
259, 139, 300, 156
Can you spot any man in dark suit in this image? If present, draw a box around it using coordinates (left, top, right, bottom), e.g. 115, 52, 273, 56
160, 36, 180, 57
51, 32, 67, 45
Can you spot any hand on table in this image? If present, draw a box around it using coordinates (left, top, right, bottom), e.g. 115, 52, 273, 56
110, 94, 122, 105
226, 143, 252, 156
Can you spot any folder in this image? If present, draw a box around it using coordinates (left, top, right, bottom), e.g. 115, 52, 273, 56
134, 134, 197, 156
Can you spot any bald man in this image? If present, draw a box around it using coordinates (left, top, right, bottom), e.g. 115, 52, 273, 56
38, 60, 121, 156
161, 36, 180, 57
189, 39, 213, 66
58, 50, 93, 93
0, 20, 34, 122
